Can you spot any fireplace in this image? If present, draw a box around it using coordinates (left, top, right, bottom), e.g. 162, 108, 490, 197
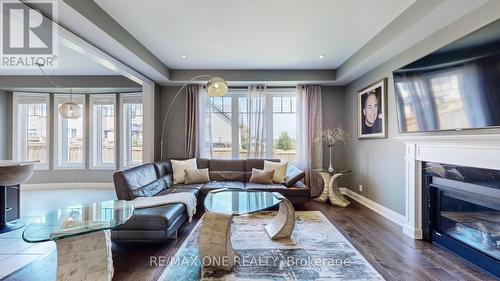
422, 162, 500, 277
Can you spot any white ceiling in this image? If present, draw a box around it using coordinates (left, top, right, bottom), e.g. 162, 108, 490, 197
0, 38, 117, 75
94, 0, 414, 70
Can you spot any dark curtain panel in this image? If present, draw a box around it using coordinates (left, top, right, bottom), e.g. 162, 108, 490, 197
185, 85, 200, 158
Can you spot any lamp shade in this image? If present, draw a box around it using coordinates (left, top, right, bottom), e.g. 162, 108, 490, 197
207, 77, 228, 97
59, 102, 82, 119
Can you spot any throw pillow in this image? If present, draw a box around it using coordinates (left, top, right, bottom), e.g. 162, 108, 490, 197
249, 168, 275, 184
184, 168, 210, 184
284, 165, 305, 187
263, 160, 288, 184
171, 158, 197, 184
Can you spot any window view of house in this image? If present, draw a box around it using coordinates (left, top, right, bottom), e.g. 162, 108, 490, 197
13, 94, 50, 168
203, 90, 297, 162
55, 94, 85, 168
91, 95, 116, 168
26, 103, 49, 164
206, 96, 232, 159
122, 95, 144, 167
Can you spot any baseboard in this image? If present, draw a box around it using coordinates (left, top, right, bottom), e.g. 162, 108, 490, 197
22, 182, 114, 190
402, 224, 423, 239
340, 188, 406, 227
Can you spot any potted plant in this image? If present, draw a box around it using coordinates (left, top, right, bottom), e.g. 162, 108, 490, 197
321, 125, 349, 173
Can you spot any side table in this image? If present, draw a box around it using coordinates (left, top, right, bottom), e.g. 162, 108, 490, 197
313, 170, 352, 207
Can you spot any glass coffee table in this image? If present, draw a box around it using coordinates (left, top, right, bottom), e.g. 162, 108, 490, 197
200, 189, 295, 271
23, 200, 134, 281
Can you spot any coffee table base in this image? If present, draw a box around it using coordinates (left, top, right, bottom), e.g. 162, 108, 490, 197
54, 229, 113, 281
199, 212, 237, 271
265, 194, 295, 240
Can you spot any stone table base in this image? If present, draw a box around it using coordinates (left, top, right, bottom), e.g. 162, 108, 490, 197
265, 193, 295, 240
313, 171, 351, 207
199, 212, 237, 271
54, 229, 113, 281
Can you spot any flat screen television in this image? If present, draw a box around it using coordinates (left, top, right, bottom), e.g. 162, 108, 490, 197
393, 19, 500, 133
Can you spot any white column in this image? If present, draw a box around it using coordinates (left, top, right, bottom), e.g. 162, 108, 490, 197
402, 142, 422, 239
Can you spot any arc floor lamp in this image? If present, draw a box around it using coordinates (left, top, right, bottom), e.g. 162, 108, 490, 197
160, 75, 229, 160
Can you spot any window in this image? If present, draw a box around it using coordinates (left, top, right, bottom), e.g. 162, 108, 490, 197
90, 95, 116, 169
121, 94, 143, 168
204, 96, 233, 159
13, 93, 50, 170
202, 89, 297, 162
54, 94, 85, 169
272, 96, 297, 163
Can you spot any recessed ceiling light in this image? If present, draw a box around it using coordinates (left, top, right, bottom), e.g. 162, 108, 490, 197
180, 54, 187, 59
319, 55, 325, 59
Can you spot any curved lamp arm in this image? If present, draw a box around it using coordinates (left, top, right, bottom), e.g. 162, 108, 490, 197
160, 75, 215, 160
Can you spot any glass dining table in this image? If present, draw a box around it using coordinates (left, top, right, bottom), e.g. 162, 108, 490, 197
23, 200, 134, 281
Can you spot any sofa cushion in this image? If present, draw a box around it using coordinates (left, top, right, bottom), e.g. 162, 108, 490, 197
157, 187, 200, 197
284, 165, 305, 187
172, 183, 204, 190
209, 171, 245, 181
249, 168, 275, 184
153, 161, 172, 178
130, 178, 167, 199
244, 159, 280, 181
245, 182, 310, 197
114, 163, 160, 200
210, 159, 245, 171
263, 161, 288, 184
116, 203, 185, 231
171, 158, 197, 184
202, 181, 245, 189
184, 168, 210, 184
209, 159, 245, 181
154, 158, 210, 178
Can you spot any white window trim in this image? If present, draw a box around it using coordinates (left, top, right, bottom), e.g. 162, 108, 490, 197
89, 94, 117, 170
12, 92, 50, 170
120, 93, 143, 169
53, 94, 86, 170
202, 88, 296, 160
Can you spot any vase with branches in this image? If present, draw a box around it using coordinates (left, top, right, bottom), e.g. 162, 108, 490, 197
322, 125, 349, 173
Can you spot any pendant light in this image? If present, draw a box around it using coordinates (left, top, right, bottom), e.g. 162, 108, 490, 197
58, 89, 82, 119
36, 63, 82, 119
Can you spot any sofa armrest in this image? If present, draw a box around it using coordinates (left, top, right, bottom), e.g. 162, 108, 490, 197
113, 171, 131, 200
130, 178, 168, 199
284, 165, 305, 187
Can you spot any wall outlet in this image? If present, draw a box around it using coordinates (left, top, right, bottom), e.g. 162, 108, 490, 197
359, 184, 363, 192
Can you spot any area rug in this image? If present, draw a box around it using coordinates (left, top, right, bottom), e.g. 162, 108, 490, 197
159, 211, 384, 281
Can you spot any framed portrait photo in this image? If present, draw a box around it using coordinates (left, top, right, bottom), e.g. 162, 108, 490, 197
357, 78, 387, 139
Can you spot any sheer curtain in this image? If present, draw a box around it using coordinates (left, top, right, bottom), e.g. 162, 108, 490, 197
246, 85, 267, 158
296, 85, 323, 185
185, 84, 200, 158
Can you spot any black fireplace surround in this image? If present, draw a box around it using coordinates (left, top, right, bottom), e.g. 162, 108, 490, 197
422, 162, 500, 278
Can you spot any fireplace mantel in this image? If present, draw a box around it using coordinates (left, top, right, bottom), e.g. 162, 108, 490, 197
395, 133, 500, 239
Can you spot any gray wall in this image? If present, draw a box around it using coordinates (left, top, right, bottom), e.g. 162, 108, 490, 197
342, 15, 500, 216
159, 86, 186, 160
321, 87, 346, 170
0, 91, 11, 160
158, 86, 346, 162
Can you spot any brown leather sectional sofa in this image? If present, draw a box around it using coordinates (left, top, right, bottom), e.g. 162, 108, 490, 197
112, 158, 308, 242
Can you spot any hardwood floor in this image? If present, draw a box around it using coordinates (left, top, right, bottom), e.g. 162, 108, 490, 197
4, 200, 496, 281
